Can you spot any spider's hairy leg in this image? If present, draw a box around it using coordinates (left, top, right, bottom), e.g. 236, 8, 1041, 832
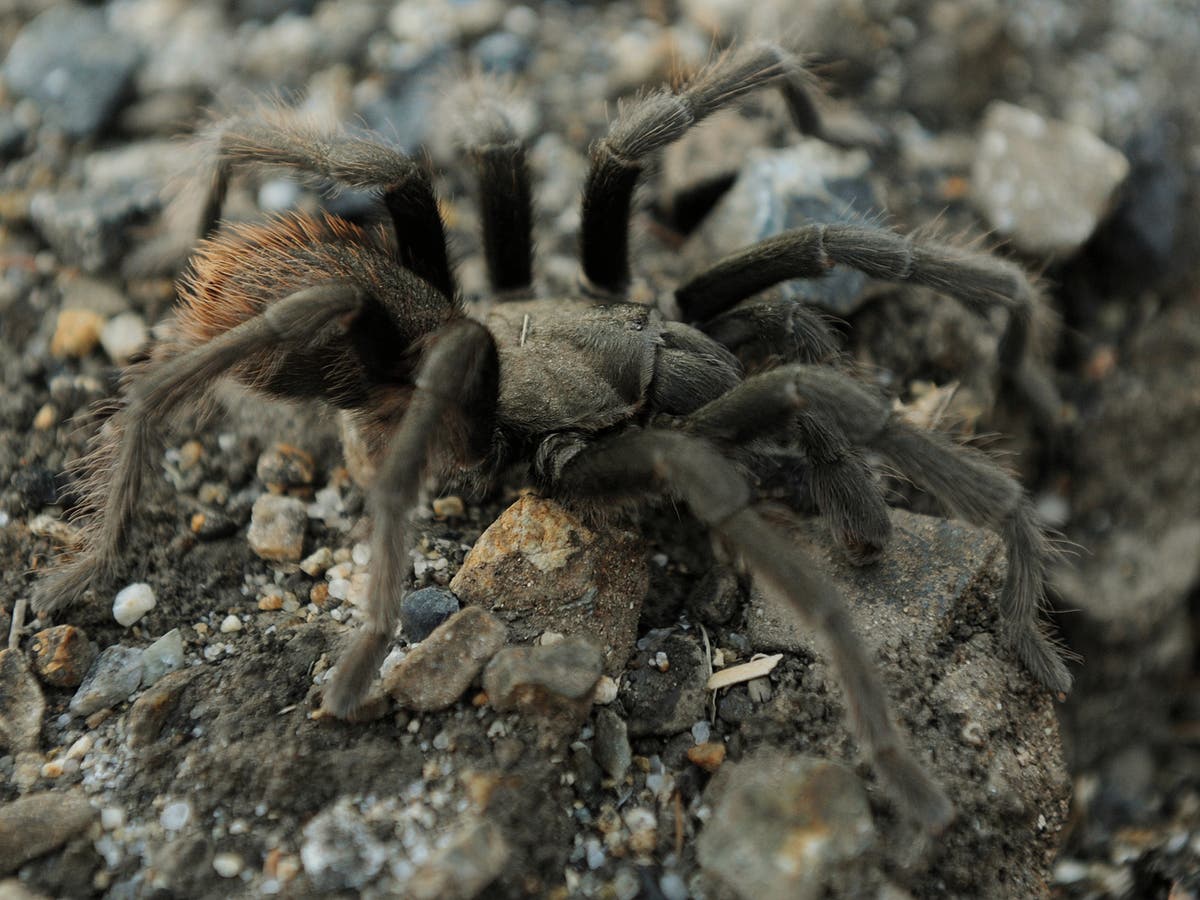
772, 366, 1074, 694
206, 112, 455, 297
676, 371, 892, 565
32, 283, 364, 615
450, 81, 534, 294
323, 319, 499, 718
543, 429, 954, 831
674, 224, 1062, 428
581, 41, 819, 295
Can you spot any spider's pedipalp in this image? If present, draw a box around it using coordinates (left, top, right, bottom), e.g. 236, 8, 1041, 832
323, 318, 499, 718
205, 111, 455, 297
581, 43, 824, 295
450, 81, 535, 293
702, 297, 841, 370
31, 282, 364, 616
544, 428, 953, 831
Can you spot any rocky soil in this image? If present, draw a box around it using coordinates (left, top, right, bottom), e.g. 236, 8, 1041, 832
2, 1, 1198, 898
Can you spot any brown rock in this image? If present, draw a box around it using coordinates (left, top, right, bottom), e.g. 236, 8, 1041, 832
482, 637, 603, 728
49, 309, 104, 358
127, 668, 198, 748
383, 606, 507, 711
256, 443, 316, 493
0, 649, 44, 754
0, 790, 96, 876
29, 625, 97, 688
687, 742, 727, 773
451, 496, 648, 673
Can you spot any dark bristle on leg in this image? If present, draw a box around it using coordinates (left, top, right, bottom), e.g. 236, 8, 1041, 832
453, 89, 535, 293
543, 429, 954, 831
32, 283, 365, 616
580, 43, 820, 295
323, 319, 499, 718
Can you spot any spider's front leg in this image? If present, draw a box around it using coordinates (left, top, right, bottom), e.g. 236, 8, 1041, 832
322, 319, 499, 718
540, 429, 954, 832
32, 283, 364, 616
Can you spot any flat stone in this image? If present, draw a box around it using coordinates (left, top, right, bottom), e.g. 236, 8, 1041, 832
1, 5, 139, 139
29, 625, 97, 688
483, 637, 604, 724
0, 649, 44, 754
698, 752, 875, 900
69, 645, 144, 717
593, 707, 632, 781
971, 101, 1129, 257
141, 629, 185, 685
686, 141, 886, 315
0, 791, 96, 876
247, 493, 308, 562
451, 496, 648, 674
383, 606, 507, 711
746, 508, 1002, 657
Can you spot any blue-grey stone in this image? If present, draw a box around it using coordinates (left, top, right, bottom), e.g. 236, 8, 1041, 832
692, 141, 885, 316
69, 645, 145, 716
400, 587, 461, 642
2, 5, 140, 140
472, 31, 532, 75
29, 182, 160, 273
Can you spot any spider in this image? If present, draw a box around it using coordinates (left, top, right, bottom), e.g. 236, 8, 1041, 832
33, 43, 1072, 832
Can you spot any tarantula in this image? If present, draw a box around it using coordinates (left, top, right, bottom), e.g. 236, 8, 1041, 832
33, 43, 1072, 831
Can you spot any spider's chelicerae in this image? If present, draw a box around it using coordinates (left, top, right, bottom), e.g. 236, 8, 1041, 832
34, 44, 1072, 831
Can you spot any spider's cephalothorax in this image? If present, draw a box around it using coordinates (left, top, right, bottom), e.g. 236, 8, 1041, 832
34, 44, 1073, 832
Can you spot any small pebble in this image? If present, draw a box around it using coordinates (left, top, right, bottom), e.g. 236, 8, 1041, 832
259, 594, 285, 611
160, 800, 191, 831
50, 309, 105, 358
100, 807, 124, 830
29, 624, 97, 688
300, 547, 334, 577
593, 676, 619, 705
431, 495, 465, 517
213, 852, 243, 878
32, 403, 57, 430
400, 587, 461, 642
220, 615, 243, 634
256, 444, 316, 493
99, 312, 148, 365
113, 582, 156, 627
248, 494, 308, 562
351, 542, 371, 566
686, 741, 727, 773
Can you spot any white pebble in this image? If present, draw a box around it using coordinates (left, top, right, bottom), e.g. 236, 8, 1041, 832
142, 628, 185, 684
160, 801, 191, 831
593, 676, 619, 705
299, 546, 334, 577
113, 583, 156, 627
212, 852, 243, 878
327, 578, 350, 601
99, 312, 148, 365
220, 615, 243, 634
66, 734, 94, 760
351, 542, 371, 566
326, 561, 353, 581
691, 720, 712, 744
100, 807, 125, 830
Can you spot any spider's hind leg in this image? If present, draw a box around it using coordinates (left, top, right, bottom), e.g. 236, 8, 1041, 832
32, 283, 364, 616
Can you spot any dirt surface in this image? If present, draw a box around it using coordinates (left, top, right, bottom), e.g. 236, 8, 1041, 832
2, 1, 1199, 898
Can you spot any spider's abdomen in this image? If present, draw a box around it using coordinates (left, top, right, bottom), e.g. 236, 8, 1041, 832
174, 212, 454, 405
485, 299, 663, 434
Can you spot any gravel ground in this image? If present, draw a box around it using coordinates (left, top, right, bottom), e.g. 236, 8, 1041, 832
2, 1, 1199, 898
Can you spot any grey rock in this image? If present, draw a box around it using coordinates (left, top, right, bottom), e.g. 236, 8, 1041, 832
483, 637, 604, 717
69, 645, 145, 717
247, 493, 308, 562
621, 633, 709, 737
472, 31, 531, 75
451, 496, 648, 674
400, 587, 461, 642
0, 791, 96, 876
0, 114, 27, 160
0, 649, 44, 754
141, 629, 185, 686
384, 606, 507, 711
28, 183, 159, 273
687, 141, 885, 315
406, 820, 509, 900
300, 798, 387, 892
593, 707, 632, 781
2, 5, 140, 139
688, 566, 741, 626
971, 102, 1129, 257
697, 752, 876, 900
